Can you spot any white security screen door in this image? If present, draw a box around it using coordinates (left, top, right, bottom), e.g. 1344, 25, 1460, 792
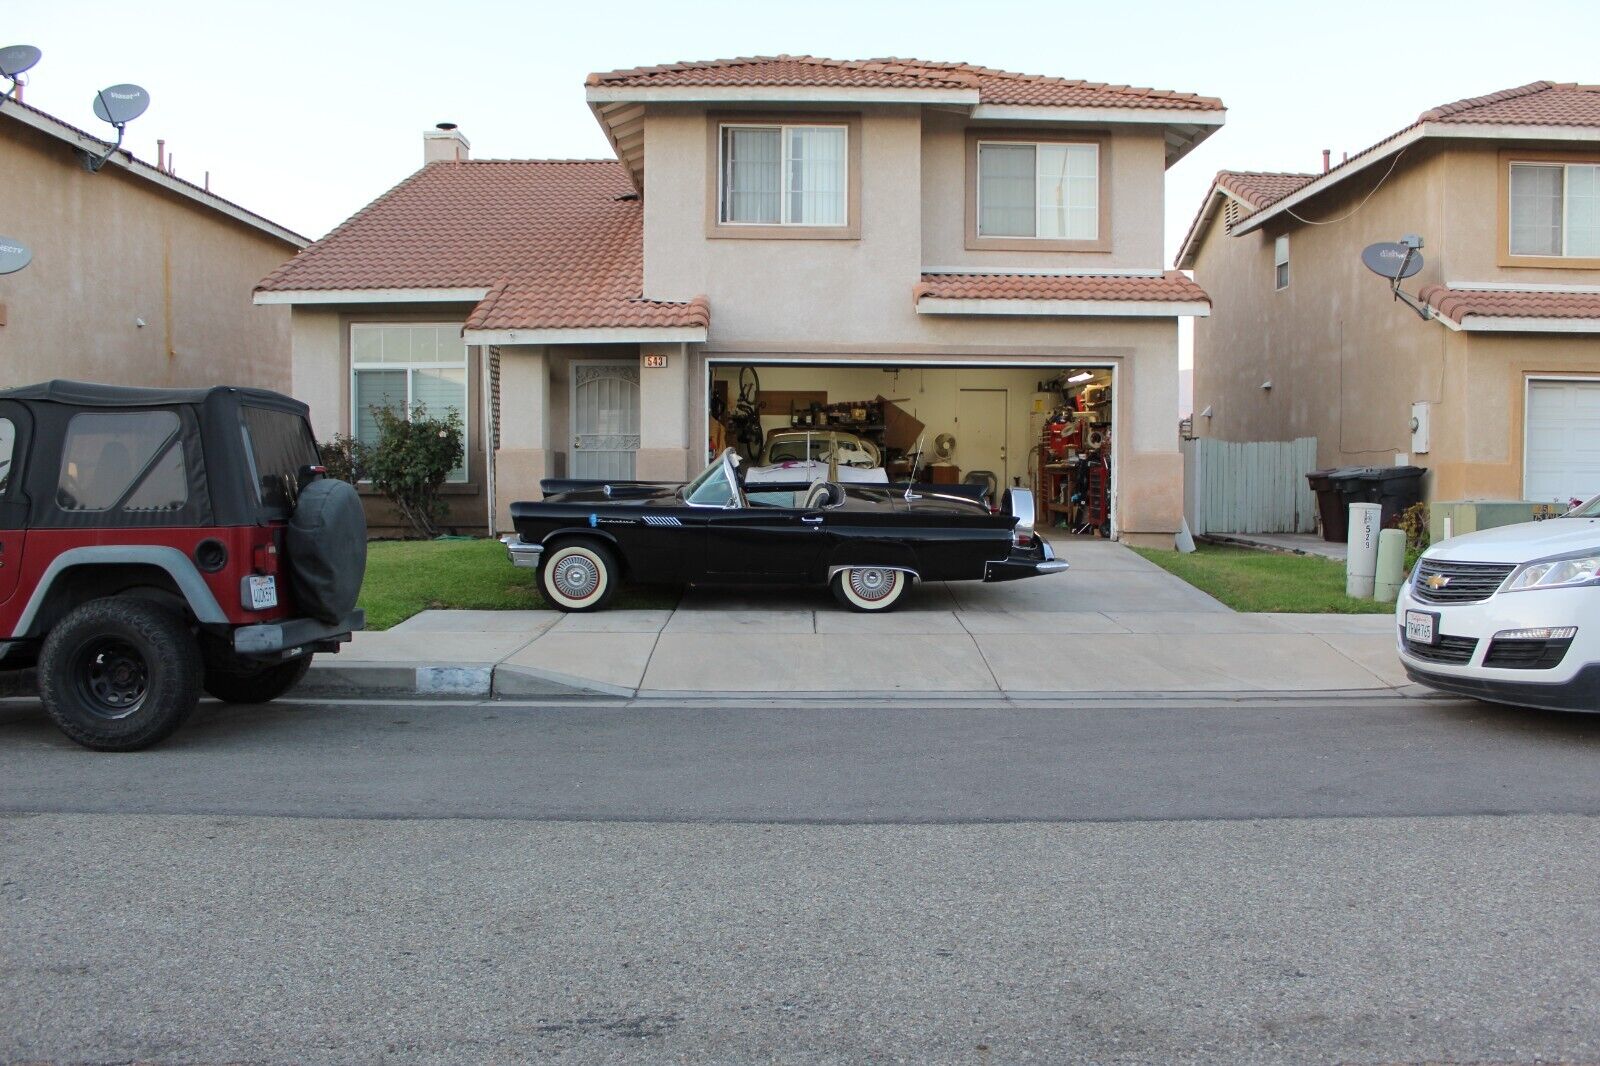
571, 363, 640, 479
1525, 378, 1600, 503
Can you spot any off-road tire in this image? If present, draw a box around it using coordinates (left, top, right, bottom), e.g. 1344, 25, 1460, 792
202, 652, 313, 704
37, 597, 202, 751
539, 540, 620, 612
830, 567, 912, 613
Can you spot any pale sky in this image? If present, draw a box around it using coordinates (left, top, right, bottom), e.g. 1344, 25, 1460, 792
11, 0, 1600, 373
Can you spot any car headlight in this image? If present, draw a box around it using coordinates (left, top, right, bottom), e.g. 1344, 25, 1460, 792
1504, 549, 1600, 592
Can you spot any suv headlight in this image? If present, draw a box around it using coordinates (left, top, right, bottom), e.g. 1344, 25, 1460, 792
1504, 549, 1600, 592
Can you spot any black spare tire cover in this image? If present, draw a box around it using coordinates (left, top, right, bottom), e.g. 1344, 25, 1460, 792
285, 478, 367, 623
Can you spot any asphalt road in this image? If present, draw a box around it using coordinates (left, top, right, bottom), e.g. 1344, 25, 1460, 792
3, 694, 1599, 1065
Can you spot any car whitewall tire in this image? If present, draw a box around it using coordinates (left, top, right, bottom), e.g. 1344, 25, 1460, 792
832, 567, 911, 612
540, 542, 618, 612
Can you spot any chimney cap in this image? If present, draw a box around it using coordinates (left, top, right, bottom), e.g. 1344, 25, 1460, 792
436, 121, 458, 131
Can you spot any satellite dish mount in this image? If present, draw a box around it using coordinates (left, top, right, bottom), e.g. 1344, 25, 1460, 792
1360, 235, 1431, 322
0, 44, 42, 105
82, 83, 150, 173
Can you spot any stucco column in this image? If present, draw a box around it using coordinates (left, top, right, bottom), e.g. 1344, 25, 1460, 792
494, 345, 549, 529
637, 341, 692, 481
291, 308, 343, 441
1117, 326, 1184, 548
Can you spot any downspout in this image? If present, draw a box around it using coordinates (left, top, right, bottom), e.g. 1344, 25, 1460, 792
482, 345, 497, 536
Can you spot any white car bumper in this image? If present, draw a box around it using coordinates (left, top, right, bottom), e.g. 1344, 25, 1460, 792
1395, 580, 1600, 711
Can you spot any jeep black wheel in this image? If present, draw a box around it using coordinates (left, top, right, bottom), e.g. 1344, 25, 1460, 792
203, 653, 312, 704
38, 598, 202, 751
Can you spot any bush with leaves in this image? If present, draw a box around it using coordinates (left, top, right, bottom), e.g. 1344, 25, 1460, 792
1398, 501, 1430, 571
365, 405, 464, 539
318, 433, 369, 485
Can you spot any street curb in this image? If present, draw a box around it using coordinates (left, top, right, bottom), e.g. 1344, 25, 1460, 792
301, 661, 496, 698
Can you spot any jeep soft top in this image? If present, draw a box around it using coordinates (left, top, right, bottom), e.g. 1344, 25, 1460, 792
0, 379, 366, 750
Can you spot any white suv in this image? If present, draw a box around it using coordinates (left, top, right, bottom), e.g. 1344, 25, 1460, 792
1397, 497, 1599, 711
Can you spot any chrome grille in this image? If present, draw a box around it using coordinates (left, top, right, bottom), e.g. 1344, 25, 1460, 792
1412, 559, 1516, 605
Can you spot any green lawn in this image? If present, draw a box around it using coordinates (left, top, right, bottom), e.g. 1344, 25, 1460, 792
358, 538, 682, 630
1130, 543, 1394, 614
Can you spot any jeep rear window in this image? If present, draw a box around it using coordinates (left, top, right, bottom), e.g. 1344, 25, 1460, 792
240, 406, 320, 514
0, 418, 14, 494
56, 411, 186, 512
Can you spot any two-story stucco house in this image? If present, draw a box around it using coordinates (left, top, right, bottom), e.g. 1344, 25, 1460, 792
257, 57, 1222, 544
1181, 81, 1600, 508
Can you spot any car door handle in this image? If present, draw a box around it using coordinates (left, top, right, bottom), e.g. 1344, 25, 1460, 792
801, 516, 824, 524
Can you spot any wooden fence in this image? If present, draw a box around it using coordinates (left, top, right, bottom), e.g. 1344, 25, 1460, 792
1181, 436, 1319, 536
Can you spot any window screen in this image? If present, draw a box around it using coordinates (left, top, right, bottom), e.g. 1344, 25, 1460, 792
56, 411, 185, 512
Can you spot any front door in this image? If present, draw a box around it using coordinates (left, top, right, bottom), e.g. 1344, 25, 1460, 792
0, 402, 31, 615
957, 388, 1008, 487
571, 362, 640, 479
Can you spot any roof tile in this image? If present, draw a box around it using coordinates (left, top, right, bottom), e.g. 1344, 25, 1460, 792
257, 159, 705, 332
916, 272, 1209, 303
1419, 285, 1600, 323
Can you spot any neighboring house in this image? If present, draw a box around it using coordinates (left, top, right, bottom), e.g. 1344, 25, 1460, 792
1, 98, 306, 391
257, 57, 1223, 545
1180, 81, 1600, 507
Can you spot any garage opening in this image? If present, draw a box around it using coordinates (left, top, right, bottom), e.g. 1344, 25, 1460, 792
707, 361, 1116, 537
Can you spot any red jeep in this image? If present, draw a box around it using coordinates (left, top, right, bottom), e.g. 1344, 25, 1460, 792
0, 381, 365, 750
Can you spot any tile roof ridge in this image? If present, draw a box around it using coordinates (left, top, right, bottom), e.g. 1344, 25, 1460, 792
1418, 80, 1555, 121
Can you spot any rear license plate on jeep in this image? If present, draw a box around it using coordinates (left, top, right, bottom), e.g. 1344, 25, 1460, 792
246, 575, 278, 611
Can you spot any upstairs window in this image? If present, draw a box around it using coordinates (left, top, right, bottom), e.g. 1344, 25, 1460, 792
977, 140, 1099, 240
1510, 162, 1600, 258
1274, 236, 1290, 290
351, 324, 468, 482
719, 124, 847, 227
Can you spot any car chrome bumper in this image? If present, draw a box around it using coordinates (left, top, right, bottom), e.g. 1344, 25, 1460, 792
504, 534, 545, 569
983, 537, 1069, 582
232, 609, 364, 659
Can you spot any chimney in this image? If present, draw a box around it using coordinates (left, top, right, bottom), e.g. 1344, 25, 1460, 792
423, 122, 470, 164
1321, 149, 1330, 173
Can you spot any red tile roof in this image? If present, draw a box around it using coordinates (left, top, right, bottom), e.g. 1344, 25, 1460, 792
1419, 285, 1600, 323
589, 56, 1223, 112
257, 159, 706, 333
1215, 171, 1316, 211
1420, 81, 1600, 126
916, 272, 1209, 304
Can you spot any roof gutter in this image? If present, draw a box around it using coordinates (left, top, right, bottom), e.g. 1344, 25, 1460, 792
253, 287, 492, 305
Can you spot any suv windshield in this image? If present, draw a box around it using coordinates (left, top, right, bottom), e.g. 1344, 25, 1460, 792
240, 406, 320, 514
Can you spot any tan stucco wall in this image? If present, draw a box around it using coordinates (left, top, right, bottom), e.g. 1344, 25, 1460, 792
1191, 141, 1600, 504
0, 116, 295, 390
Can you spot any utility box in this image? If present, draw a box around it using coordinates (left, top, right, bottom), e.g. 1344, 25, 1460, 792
1430, 500, 1568, 544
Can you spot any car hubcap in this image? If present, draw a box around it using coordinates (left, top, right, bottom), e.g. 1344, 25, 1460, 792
74, 638, 149, 719
553, 555, 601, 600
850, 567, 896, 601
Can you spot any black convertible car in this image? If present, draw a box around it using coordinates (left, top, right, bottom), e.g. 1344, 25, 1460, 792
506, 450, 1066, 613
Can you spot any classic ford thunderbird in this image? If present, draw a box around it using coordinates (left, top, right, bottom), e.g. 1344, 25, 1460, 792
505, 449, 1067, 612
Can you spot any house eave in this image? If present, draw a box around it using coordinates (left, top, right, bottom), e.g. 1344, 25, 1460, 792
463, 325, 709, 345
916, 297, 1210, 318
253, 287, 492, 306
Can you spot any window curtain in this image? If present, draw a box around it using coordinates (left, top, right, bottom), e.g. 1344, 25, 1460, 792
724, 127, 781, 223
1511, 164, 1563, 256
979, 144, 1035, 236
788, 126, 846, 225
1037, 144, 1098, 240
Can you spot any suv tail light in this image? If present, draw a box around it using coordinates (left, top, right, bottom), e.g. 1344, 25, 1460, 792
253, 542, 280, 575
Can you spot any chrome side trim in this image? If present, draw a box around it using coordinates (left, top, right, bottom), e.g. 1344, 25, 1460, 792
827, 564, 920, 582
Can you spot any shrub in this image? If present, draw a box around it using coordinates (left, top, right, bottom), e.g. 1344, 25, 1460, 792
364, 405, 464, 539
318, 433, 369, 485
1398, 501, 1430, 571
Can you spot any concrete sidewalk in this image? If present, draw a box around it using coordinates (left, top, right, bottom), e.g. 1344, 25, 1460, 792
306, 540, 1406, 700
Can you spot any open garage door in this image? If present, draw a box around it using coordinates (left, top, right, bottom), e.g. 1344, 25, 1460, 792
707, 360, 1118, 538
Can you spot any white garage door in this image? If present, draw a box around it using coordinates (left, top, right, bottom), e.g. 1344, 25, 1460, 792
1526, 378, 1600, 503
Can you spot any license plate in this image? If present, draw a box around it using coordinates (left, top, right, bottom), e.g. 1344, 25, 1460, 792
246, 575, 278, 611
1404, 609, 1438, 645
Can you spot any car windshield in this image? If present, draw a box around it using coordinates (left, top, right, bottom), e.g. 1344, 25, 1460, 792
682, 453, 739, 507
1569, 494, 1600, 518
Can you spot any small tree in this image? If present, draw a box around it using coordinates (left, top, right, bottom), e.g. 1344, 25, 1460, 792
365, 404, 464, 539
318, 433, 370, 485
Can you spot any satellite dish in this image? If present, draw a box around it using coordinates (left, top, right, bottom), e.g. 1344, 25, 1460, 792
0, 237, 33, 276
82, 83, 150, 173
1361, 241, 1424, 280
0, 44, 41, 78
93, 84, 150, 126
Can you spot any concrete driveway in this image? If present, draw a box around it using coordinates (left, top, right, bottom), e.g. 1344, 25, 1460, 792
326, 539, 1406, 699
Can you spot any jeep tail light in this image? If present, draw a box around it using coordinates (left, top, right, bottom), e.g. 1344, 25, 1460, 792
253, 542, 280, 575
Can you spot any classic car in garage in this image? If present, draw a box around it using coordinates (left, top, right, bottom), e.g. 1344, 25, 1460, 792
505, 449, 1066, 612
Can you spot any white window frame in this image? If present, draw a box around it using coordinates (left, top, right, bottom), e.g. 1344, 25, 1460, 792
350, 322, 470, 483
1274, 236, 1290, 291
975, 139, 1100, 241
717, 122, 850, 227
1509, 161, 1600, 259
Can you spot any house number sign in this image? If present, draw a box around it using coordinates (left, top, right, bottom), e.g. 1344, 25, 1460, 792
642, 354, 668, 368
